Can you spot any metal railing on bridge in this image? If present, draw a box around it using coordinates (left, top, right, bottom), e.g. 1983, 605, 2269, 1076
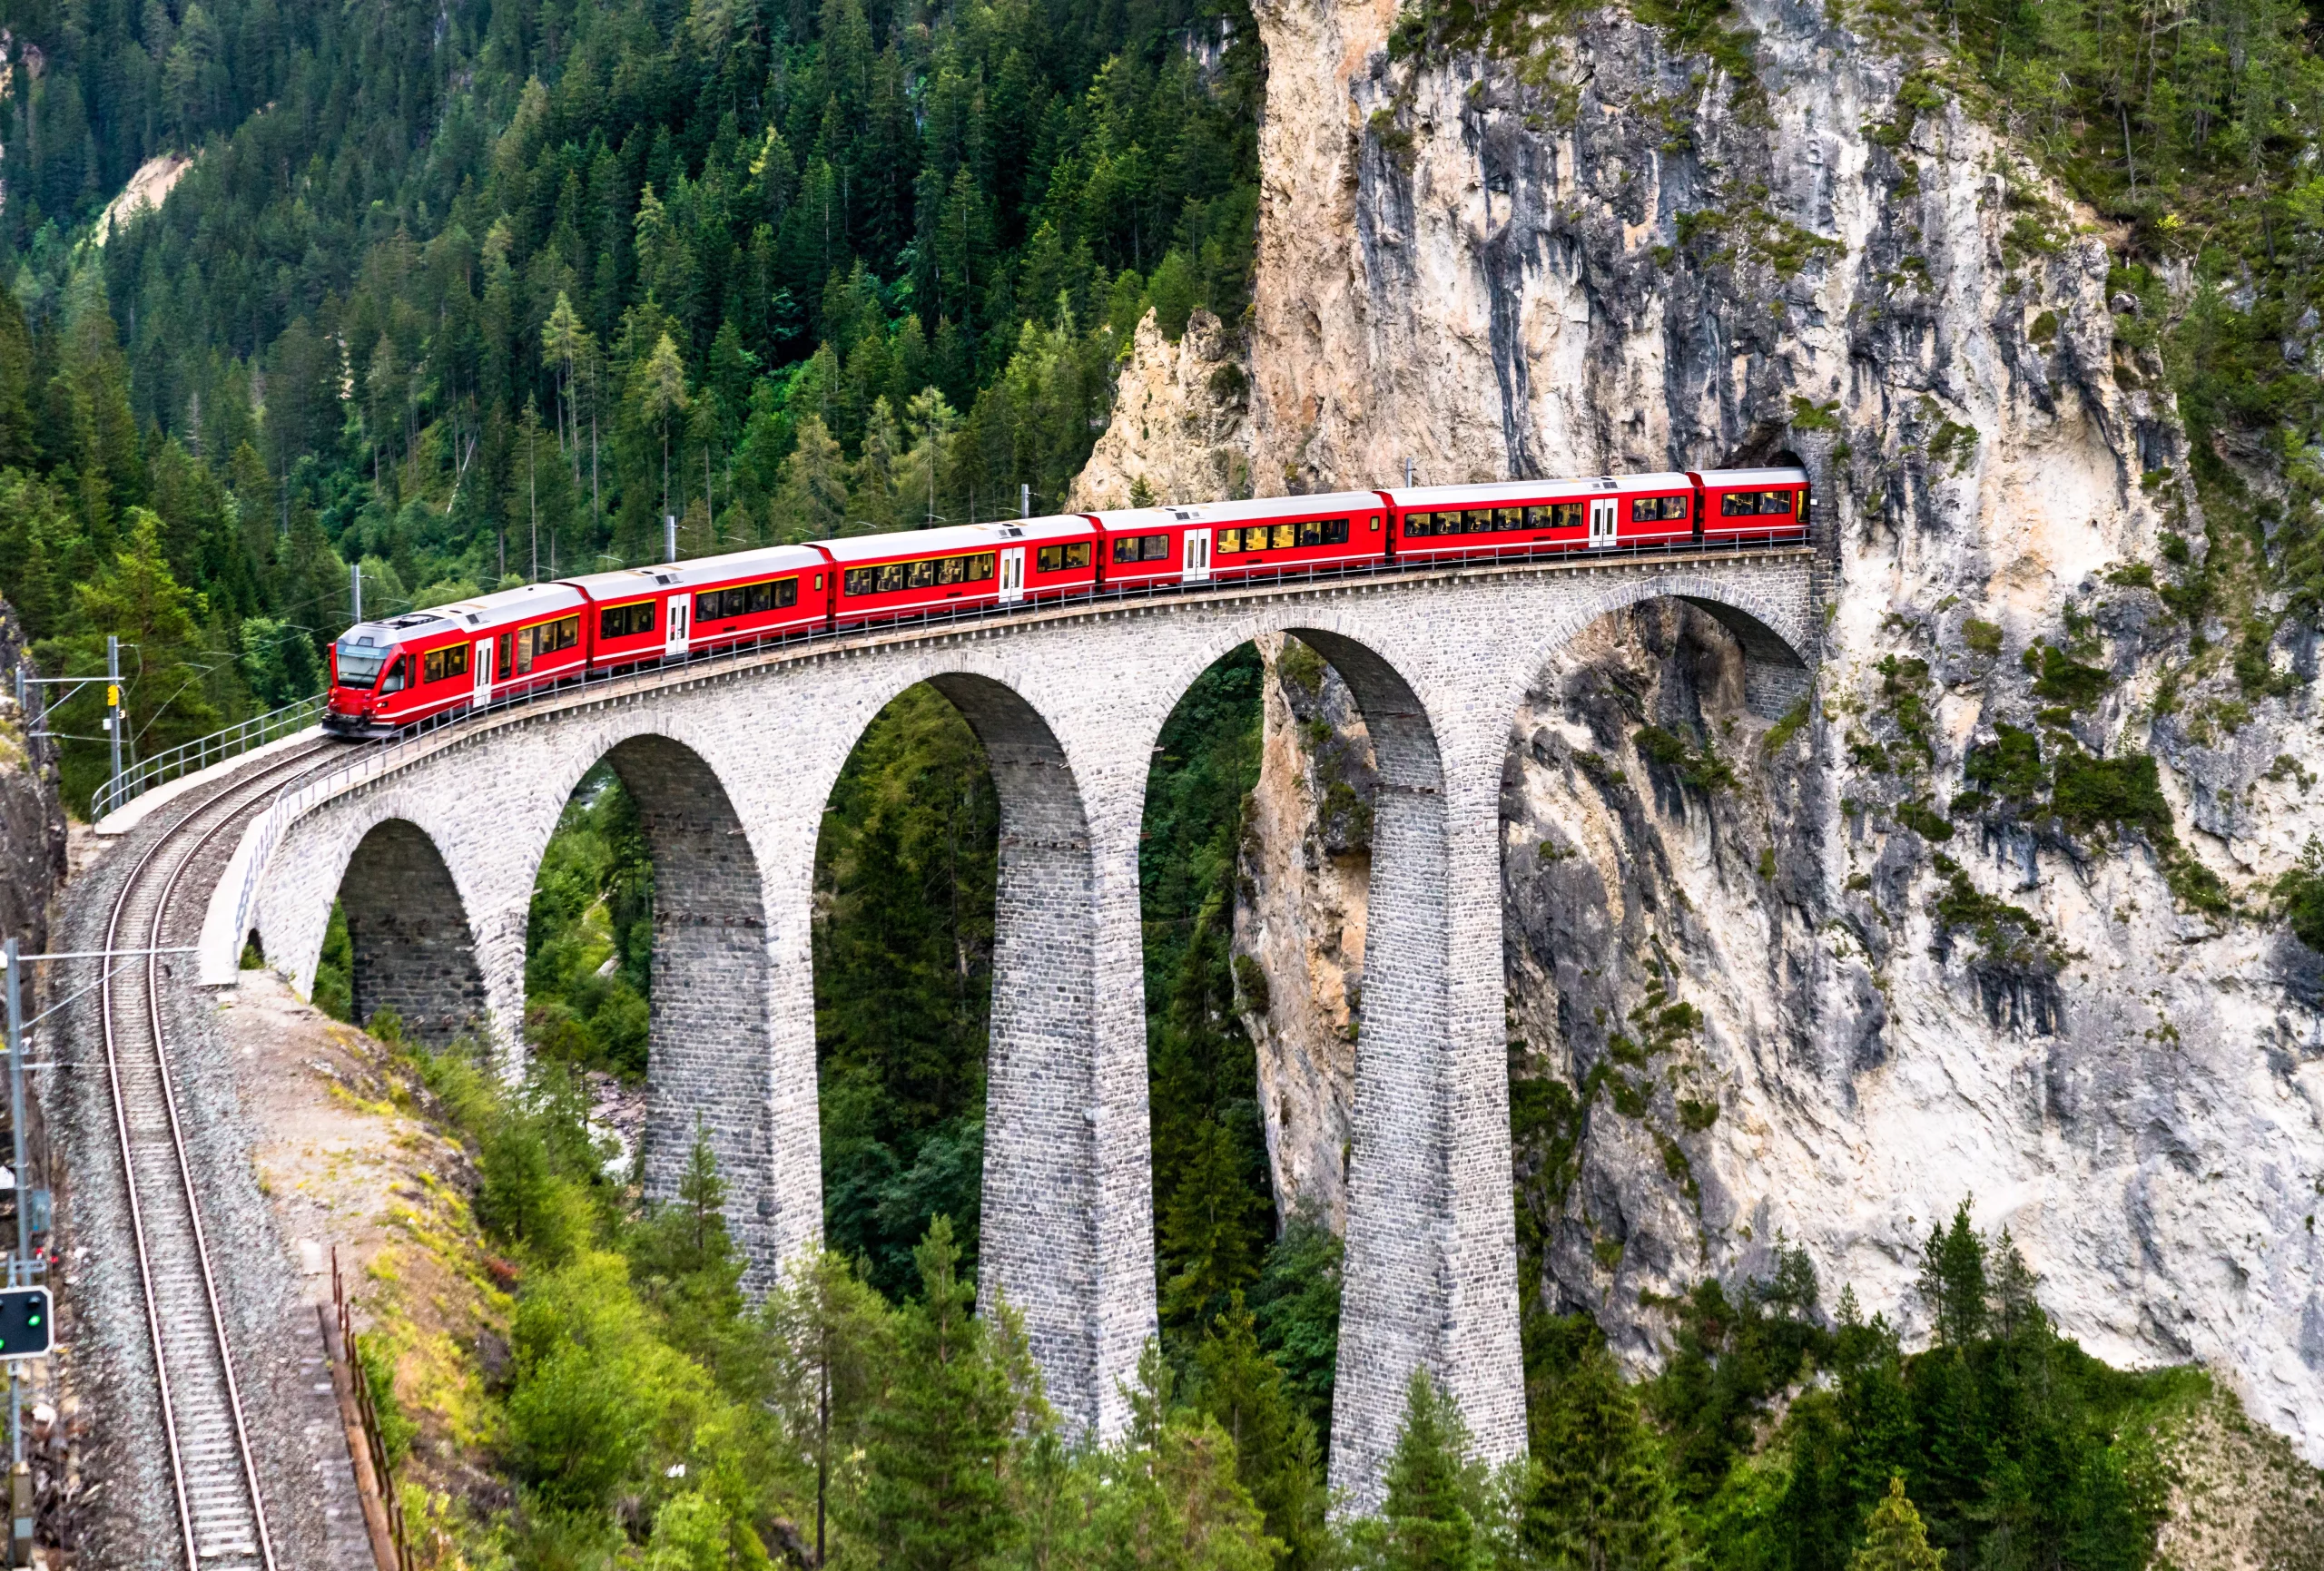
90, 694, 327, 822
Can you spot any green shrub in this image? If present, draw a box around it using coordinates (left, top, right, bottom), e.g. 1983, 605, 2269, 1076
2032, 644, 2112, 708
2052, 751, 2170, 838
1965, 725, 2044, 800
1896, 800, 1953, 840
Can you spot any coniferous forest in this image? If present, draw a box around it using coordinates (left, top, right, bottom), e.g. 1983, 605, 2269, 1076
10, 0, 2324, 1560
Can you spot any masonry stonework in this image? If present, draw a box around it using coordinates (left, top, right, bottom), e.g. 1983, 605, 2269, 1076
337, 818, 489, 1045
228, 549, 1814, 1503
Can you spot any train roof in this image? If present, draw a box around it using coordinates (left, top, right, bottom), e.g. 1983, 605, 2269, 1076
814, 515, 1094, 563
338, 581, 585, 643
1093, 490, 1387, 531
561, 545, 830, 602
433, 581, 589, 628
1383, 473, 1691, 509
1699, 466, 1810, 487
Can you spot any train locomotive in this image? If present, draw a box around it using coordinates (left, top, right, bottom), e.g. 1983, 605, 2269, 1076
323, 465, 1807, 736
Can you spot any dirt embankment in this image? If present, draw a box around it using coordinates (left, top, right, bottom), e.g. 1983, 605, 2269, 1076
219, 969, 513, 1553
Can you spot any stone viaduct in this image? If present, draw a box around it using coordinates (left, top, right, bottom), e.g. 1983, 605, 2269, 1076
195, 546, 1817, 1508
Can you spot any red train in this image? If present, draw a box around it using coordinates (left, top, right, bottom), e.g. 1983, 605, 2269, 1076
322, 466, 1807, 735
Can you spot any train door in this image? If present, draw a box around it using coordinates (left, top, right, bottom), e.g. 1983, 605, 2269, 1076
665, 594, 690, 656
1182, 528, 1211, 584
1589, 497, 1618, 548
999, 548, 1026, 604
473, 638, 493, 702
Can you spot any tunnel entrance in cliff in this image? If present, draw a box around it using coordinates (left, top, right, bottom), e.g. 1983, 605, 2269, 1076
811, 682, 1003, 1303
1138, 633, 1370, 1450
1500, 595, 1805, 1350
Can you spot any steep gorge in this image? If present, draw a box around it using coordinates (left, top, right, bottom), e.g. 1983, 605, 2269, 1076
1079, 0, 2324, 1462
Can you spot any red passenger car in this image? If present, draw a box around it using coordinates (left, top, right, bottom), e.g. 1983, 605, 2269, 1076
1384, 472, 1699, 562
818, 516, 1100, 629
324, 582, 589, 735
1103, 492, 1388, 585
567, 545, 832, 669
1692, 466, 1809, 543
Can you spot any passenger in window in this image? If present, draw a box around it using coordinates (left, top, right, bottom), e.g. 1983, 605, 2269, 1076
1763, 490, 1793, 513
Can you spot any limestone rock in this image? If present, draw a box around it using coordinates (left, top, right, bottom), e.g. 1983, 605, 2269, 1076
1157, 0, 2324, 1464
1069, 308, 1254, 509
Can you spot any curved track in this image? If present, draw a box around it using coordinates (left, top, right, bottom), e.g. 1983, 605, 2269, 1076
98, 742, 338, 1571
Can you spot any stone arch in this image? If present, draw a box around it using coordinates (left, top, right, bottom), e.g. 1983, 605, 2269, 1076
336, 818, 488, 1046
814, 669, 1123, 1435
579, 733, 778, 1250
1531, 573, 1815, 719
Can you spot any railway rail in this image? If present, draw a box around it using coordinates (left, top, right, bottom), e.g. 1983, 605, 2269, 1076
97, 741, 340, 1571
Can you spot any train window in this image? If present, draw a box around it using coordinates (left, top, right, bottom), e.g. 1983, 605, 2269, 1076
1371, 515, 1382, 531
553, 616, 577, 650
1037, 542, 1093, 573
380, 658, 407, 693
420, 645, 470, 683
844, 568, 874, 596
876, 563, 909, 593
1402, 515, 1433, 537
1492, 507, 1519, 531
1113, 536, 1141, 564
422, 649, 442, 682
1141, 533, 1170, 560
1218, 528, 1246, 552
1632, 496, 1688, 522
601, 601, 656, 640
1296, 519, 1321, 546
1721, 491, 1761, 516
1761, 490, 1794, 514
497, 633, 514, 673
1438, 511, 1467, 534
968, 553, 995, 580
905, 558, 936, 589
813, 574, 824, 591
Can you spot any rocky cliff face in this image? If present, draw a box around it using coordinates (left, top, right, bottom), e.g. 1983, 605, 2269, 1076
1087, 0, 2324, 1462
0, 598, 64, 951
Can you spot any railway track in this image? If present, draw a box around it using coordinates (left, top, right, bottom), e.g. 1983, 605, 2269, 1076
98, 741, 340, 1571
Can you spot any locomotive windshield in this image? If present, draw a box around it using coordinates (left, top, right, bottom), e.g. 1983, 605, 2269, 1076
334, 636, 389, 689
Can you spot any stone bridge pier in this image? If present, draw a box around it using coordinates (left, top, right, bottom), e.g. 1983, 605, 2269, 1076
217, 552, 1815, 1507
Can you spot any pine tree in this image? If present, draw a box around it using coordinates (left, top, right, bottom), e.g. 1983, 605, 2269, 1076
631, 331, 693, 531
1159, 1117, 1265, 1324
1069, 1342, 1280, 1571
854, 1216, 1039, 1571
852, 395, 901, 533
54, 508, 222, 800
1850, 1478, 1945, 1571
765, 1249, 893, 1567
1919, 1201, 1987, 1349
1523, 1343, 1682, 1571
1352, 1368, 1501, 1571
1195, 1294, 1326, 1566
